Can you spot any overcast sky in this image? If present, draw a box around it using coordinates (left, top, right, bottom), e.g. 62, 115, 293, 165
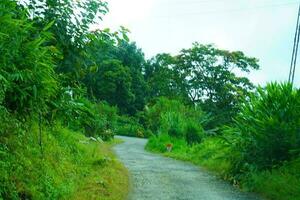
99, 0, 300, 86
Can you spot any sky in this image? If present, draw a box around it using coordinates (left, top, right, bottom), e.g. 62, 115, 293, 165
98, 0, 300, 87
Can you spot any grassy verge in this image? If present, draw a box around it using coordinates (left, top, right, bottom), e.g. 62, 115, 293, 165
71, 139, 129, 200
146, 134, 300, 200
0, 125, 129, 200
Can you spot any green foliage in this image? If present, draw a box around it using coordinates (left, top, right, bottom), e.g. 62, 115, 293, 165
225, 82, 300, 172
28, 0, 109, 82
77, 99, 117, 140
184, 120, 205, 145
0, 123, 125, 200
144, 97, 207, 145
145, 97, 187, 133
0, 0, 58, 116
244, 159, 300, 200
145, 44, 259, 127
91, 59, 134, 114
146, 134, 189, 153
113, 41, 148, 114
175, 43, 259, 125
56, 93, 117, 140
144, 54, 182, 100
115, 115, 152, 138
84, 31, 148, 115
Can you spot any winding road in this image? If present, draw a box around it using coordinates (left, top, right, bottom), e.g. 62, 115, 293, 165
114, 136, 261, 200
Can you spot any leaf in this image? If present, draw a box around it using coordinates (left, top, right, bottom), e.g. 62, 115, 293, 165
33, 85, 37, 100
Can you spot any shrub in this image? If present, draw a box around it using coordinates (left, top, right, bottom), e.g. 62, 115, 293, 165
116, 124, 142, 137
115, 115, 151, 138
145, 97, 186, 133
225, 82, 300, 172
144, 98, 208, 138
184, 121, 204, 145
52, 91, 117, 141
80, 100, 117, 140
161, 111, 185, 138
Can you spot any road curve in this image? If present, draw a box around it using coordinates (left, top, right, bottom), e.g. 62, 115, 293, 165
114, 136, 261, 200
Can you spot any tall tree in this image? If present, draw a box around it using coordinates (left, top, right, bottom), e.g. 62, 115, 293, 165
113, 41, 148, 114
144, 54, 186, 100
92, 60, 134, 114
83, 30, 148, 115
174, 43, 259, 125
146, 44, 259, 126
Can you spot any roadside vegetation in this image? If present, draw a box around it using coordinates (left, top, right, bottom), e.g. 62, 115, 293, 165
0, 0, 131, 199
1, 124, 128, 199
145, 83, 300, 200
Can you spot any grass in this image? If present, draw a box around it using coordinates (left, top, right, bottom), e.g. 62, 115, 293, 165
70, 139, 129, 200
0, 124, 129, 200
145, 134, 230, 175
244, 159, 300, 200
146, 134, 300, 200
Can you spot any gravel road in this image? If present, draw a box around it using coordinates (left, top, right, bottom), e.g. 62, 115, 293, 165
114, 136, 261, 200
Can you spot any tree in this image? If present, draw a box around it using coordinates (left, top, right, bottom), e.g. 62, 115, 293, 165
174, 43, 259, 125
92, 60, 134, 114
145, 44, 259, 126
26, 0, 108, 84
83, 30, 148, 115
144, 54, 187, 101
113, 41, 148, 114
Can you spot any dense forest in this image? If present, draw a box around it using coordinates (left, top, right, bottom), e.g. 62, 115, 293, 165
0, 0, 299, 200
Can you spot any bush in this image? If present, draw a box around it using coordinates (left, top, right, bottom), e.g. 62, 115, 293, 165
144, 97, 208, 140
83, 101, 117, 139
52, 91, 117, 141
145, 97, 186, 133
225, 82, 300, 172
115, 115, 152, 138
161, 112, 185, 138
184, 121, 204, 145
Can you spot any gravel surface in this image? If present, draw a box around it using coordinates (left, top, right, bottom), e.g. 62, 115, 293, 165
114, 136, 262, 200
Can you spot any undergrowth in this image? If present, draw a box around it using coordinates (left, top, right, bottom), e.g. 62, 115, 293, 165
0, 124, 128, 200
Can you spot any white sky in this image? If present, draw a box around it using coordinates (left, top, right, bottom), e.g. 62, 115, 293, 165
98, 0, 300, 86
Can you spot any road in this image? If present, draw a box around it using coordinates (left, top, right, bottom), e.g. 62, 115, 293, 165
114, 136, 261, 200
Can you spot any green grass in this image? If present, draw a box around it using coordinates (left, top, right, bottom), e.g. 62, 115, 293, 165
145, 134, 230, 175
146, 134, 300, 200
70, 137, 129, 200
243, 159, 300, 200
0, 124, 129, 200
